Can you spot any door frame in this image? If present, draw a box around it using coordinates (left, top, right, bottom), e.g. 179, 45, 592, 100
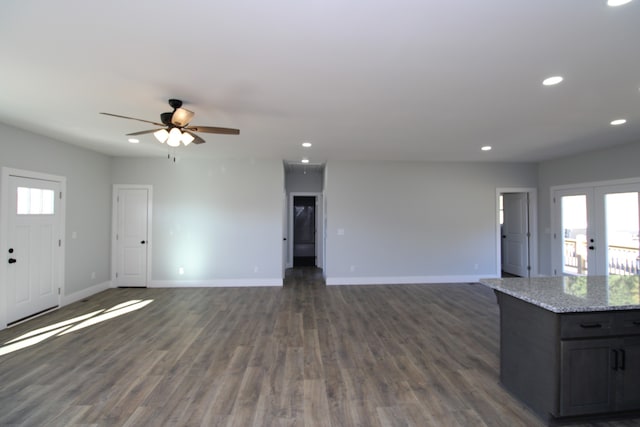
0, 167, 66, 329
496, 187, 538, 277
111, 184, 153, 287
551, 177, 640, 276
287, 192, 323, 269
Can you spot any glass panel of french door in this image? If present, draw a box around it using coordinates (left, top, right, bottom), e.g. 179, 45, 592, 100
556, 189, 593, 276
595, 185, 640, 276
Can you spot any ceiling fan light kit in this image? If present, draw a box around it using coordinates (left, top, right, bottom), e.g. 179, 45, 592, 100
100, 98, 240, 150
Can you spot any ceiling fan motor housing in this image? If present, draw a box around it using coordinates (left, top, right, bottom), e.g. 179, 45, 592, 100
160, 112, 174, 126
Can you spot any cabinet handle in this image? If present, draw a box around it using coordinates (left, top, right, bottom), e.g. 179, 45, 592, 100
611, 349, 619, 371
633, 321, 640, 326
620, 349, 626, 371
579, 322, 602, 329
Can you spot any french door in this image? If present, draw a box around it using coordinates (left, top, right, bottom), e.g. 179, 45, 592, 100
553, 181, 640, 276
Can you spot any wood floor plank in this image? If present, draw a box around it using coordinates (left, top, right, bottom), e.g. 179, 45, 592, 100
1, 269, 638, 426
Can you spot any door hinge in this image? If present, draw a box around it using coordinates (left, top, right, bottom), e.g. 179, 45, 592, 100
527, 265, 531, 271
58, 288, 61, 295
115, 272, 118, 278
59, 191, 63, 199
553, 197, 556, 204
58, 239, 62, 247
116, 233, 119, 240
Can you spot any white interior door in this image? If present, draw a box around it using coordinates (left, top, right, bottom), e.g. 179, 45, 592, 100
6, 175, 62, 324
502, 193, 530, 277
115, 187, 149, 287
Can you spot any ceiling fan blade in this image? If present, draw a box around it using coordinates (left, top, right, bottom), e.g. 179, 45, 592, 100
186, 126, 240, 135
100, 112, 164, 127
126, 129, 159, 136
186, 131, 206, 144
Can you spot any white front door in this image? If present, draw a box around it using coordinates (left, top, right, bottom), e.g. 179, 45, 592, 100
6, 175, 62, 324
114, 187, 150, 287
502, 193, 530, 277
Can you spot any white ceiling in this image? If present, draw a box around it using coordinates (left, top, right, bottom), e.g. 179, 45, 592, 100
1, 0, 639, 164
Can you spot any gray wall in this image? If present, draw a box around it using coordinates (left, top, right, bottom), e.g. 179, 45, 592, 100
285, 168, 324, 193
0, 123, 112, 296
112, 157, 284, 283
537, 140, 640, 275
324, 160, 538, 283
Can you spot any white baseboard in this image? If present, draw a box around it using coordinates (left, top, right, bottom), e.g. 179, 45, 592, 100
325, 275, 482, 286
62, 281, 111, 305
149, 278, 283, 288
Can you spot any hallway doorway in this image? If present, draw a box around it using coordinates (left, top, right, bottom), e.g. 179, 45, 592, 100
293, 196, 316, 267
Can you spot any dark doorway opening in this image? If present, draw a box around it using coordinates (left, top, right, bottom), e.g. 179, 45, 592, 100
293, 196, 316, 267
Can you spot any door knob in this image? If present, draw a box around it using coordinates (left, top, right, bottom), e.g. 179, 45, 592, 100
140, 240, 146, 244
588, 246, 595, 250
8, 258, 17, 264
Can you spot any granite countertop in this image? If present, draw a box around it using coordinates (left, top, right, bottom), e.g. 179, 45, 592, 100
479, 275, 640, 313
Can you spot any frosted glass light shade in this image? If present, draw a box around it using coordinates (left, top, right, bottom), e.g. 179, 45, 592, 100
181, 132, 195, 146
172, 108, 195, 127
167, 127, 182, 147
154, 129, 169, 143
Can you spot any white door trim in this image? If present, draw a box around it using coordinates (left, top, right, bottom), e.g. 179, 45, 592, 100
111, 185, 153, 287
495, 187, 538, 278
288, 192, 323, 269
550, 177, 640, 276
1, 167, 66, 330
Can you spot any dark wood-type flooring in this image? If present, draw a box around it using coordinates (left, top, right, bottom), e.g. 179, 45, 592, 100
1, 268, 638, 426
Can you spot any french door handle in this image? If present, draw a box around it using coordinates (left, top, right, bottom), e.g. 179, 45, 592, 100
612, 349, 619, 370
619, 349, 626, 371
8, 258, 17, 264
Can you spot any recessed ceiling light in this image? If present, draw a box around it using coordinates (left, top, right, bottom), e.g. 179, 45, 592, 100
481, 146, 492, 151
607, 0, 632, 6
542, 76, 563, 86
610, 119, 627, 125
301, 158, 310, 164
302, 142, 312, 148
128, 138, 139, 143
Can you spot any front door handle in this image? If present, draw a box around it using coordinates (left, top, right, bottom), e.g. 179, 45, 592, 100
8, 258, 17, 264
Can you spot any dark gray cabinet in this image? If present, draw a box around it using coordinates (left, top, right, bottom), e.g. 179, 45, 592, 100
495, 291, 640, 423
560, 336, 640, 415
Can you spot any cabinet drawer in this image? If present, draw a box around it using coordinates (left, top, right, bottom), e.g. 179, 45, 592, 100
560, 313, 614, 338
617, 312, 640, 334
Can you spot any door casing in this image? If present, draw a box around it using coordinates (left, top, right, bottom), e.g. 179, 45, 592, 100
111, 185, 152, 287
287, 192, 323, 269
551, 177, 640, 276
496, 187, 538, 277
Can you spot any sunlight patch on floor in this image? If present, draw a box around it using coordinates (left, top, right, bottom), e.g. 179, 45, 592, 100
0, 300, 153, 357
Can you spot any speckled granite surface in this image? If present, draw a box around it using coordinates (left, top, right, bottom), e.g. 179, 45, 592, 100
479, 275, 640, 313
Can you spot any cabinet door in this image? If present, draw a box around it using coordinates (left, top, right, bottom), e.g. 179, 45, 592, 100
615, 337, 640, 411
560, 339, 616, 416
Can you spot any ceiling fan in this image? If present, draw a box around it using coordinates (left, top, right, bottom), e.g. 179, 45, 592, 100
100, 99, 239, 147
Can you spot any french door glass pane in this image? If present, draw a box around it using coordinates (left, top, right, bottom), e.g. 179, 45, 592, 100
605, 192, 639, 276
562, 195, 588, 275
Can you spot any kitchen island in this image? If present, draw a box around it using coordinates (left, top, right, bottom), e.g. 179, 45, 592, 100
480, 275, 640, 424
